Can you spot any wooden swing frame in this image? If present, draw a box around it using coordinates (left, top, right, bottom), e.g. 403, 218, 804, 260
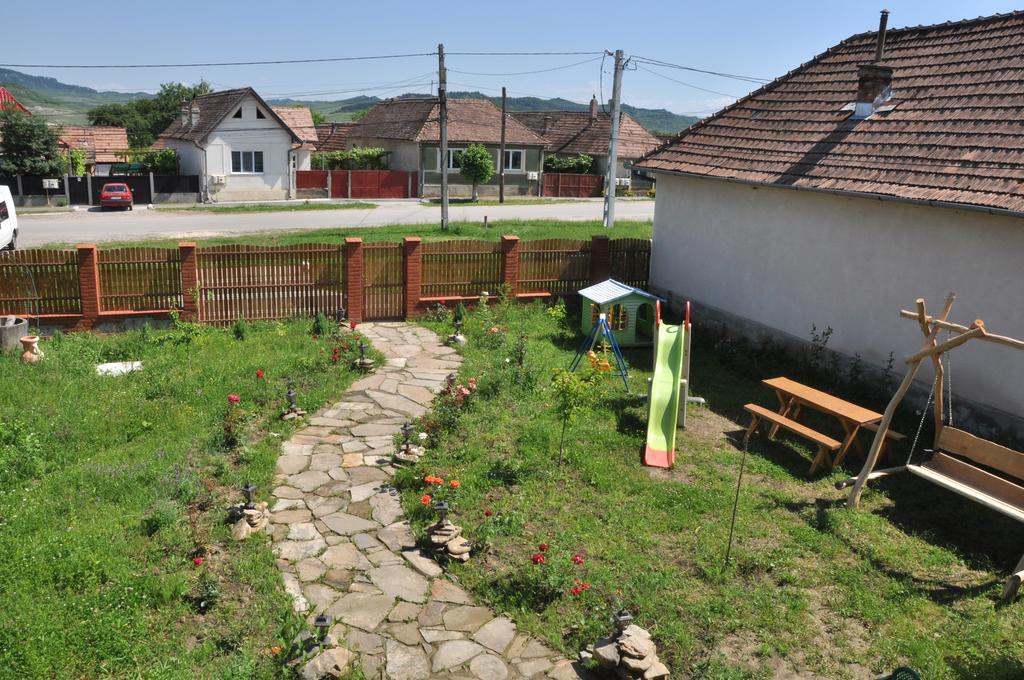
843, 294, 1024, 602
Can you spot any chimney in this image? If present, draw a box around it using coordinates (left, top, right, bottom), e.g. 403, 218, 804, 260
180, 101, 190, 126
852, 11, 893, 120
589, 95, 598, 121
543, 115, 552, 135
190, 105, 200, 127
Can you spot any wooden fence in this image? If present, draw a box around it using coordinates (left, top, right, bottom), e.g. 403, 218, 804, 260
0, 236, 649, 328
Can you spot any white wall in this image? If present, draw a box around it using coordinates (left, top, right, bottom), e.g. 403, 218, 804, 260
204, 96, 294, 201
162, 139, 203, 175
651, 174, 1024, 420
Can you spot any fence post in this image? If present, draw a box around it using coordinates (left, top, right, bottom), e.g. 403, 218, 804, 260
347, 171, 352, 199
149, 172, 155, 204
403, 237, 422, 319
501, 235, 520, 294
15, 175, 22, 197
326, 171, 332, 198
86, 174, 93, 206
344, 237, 364, 324
590, 234, 610, 284
179, 242, 199, 320
63, 175, 70, 204
76, 244, 101, 328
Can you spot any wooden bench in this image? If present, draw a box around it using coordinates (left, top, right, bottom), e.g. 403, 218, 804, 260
743, 403, 842, 475
860, 421, 906, 460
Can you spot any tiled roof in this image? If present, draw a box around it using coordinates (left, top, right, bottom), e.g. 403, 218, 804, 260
350, 98, 546, 146
58, 125, 130, 163
636, 11, 1024, 214
0, 87, 29, 114
578, 279, 662, 305
272, 106, 318, 143
513, 111, 661, 159
157, 87, 300, 145
314, 122, 355, 151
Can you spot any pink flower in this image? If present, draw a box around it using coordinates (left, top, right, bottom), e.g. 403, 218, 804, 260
459, 387, 471, 397
227, 394, 240, 404
192, 557, 204, 566
571, 553, 584, 565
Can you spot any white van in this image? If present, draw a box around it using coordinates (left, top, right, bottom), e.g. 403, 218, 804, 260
0, 186, 17, 250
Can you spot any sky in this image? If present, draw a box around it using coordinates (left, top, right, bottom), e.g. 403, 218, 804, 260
5, 0, 1021, 115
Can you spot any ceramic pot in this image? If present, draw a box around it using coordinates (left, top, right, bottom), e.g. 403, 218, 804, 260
20, 335, 43, 363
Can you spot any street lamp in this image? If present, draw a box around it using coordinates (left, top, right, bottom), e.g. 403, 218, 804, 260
286, 383, 298, 412
401, 421, 413, 453
313, 613, 333, 643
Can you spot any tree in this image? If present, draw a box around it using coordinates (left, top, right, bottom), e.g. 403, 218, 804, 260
458, 143, 494, 201
0, 109, 65, 175
88, 81, 213, 147
310, 109, 326, 125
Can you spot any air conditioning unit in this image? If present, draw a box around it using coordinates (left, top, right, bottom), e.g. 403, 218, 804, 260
526, 171, 539, 181
615, 177, 631, 187
211, 175, 226, 185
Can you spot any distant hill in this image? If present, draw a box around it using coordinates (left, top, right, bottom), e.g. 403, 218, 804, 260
0, 68, 148, 124
271, 92, 700, 134
0, 67, 700, 134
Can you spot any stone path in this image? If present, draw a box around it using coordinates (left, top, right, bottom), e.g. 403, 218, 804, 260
270, 322, 584, 679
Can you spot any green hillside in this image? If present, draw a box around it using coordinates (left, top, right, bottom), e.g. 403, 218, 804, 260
0, 68, 148, 124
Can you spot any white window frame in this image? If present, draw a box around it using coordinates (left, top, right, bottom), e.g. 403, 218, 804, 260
438, 147, 466, 170
231, 150, 265, 174
503, 149, 525, 172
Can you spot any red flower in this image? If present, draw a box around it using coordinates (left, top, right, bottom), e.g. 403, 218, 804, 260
531, 553, 545, 565
581, 582, 591, 590
571, 553, 584, 565
570, 585, 582, 596
449, 479, 460, 489
350, 321, 357, 330
227, 394, 240, 404
483, 508, 493, 517
255, 369, 265, 378
192, 557, 204, 566
538, 543, 549, 553
420, 494, 432, 505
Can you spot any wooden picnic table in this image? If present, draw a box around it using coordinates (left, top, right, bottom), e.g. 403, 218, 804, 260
763, 377, 883, 474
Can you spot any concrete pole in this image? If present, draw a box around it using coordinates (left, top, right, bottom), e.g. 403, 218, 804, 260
499, 86, 507, 203
602, 49, 625, 229
439, 43, 449, 230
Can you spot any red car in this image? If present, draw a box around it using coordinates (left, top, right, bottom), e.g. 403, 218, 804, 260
99, 183, 133, 210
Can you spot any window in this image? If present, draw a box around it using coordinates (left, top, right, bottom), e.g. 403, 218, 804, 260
232, 108, 242, 118
503, 149, 524, 172
0, 201, 8, 221
231, 151, 265, 173
590, 303, 628, 331
256, 108, 266, 119
442, 148, 465, 170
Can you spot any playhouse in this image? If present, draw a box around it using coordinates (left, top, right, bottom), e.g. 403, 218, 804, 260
578, 279, 663, 347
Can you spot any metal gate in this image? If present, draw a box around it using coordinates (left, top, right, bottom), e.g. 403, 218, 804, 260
362, 242, 404, 320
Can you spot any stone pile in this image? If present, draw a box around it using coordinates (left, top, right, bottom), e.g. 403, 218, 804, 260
391, 442, 425, 466
591, 625, 669, 679
282, 406, 308, 421
427, 520, 473, 562
231, 501, 270, 540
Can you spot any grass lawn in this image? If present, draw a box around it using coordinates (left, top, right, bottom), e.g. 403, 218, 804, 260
395, 300, 1024, 679
165, 201, 377, 214
0, 319, 374, 678
87, 219, 653, 249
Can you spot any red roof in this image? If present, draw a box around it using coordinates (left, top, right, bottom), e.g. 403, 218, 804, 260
513, 111, 660, 159
636, 11, 1024, 214
0, 87, 30, 114
350, 98, 546, 146
58, 126, 130, 163
314, 122, 355, 151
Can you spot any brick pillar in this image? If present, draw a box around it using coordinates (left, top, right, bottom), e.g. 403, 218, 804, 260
590, 234, 610, 283
76, 244, 101, 328
179, 242, 199, 320
344, 237, 364, 324
500, 235, 520, 294
403, 237, 422, 319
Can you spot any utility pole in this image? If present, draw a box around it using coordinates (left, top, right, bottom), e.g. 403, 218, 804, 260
499, 86, 507, 203
602, 49, 625, 229
438, 43, 449, 231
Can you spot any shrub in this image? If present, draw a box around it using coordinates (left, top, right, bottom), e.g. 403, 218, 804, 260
311, 312, 331, 337
544, 153, 594, 174
231, 319, 248, 341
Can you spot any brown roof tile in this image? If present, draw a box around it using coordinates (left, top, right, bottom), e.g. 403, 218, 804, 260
350, 98, 545, 146
512, 111, 660, 158
314, 122, 355, 151
58, 125, 130, 163
636, 11, 1024, 214
272, 106, 318, 143
157, 87, 300, 145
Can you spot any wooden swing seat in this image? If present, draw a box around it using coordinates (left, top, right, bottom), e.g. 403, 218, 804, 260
907, 426, 1024, 523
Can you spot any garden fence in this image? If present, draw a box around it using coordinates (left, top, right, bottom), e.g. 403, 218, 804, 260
0, 235, 650, 328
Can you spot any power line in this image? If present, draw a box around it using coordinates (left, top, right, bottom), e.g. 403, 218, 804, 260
448, 56, 602, 77
631, 56, 771, 84
0, 52, 438, 69
637, 64, 744, 99
445, 50, 604, 56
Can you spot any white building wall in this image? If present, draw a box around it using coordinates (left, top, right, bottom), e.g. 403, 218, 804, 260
650, 173, 1024, 421
162, 139, 203, 175
204, 96, 295, 201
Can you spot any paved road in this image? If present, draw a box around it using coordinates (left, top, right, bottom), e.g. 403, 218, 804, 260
18, 200, 655, 246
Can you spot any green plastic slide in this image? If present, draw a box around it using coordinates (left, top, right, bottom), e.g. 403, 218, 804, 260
644, 321, 685, 468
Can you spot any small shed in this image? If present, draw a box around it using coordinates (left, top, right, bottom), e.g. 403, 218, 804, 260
578, 279, 663, 347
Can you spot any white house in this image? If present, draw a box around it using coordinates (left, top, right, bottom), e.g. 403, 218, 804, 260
156, 87, 317, 202
634, 11, 1024, 440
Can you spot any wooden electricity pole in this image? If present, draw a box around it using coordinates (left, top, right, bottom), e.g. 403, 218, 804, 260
499, 86, 507, 203
438, 43, 449, 230
602, 49, 625, 229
